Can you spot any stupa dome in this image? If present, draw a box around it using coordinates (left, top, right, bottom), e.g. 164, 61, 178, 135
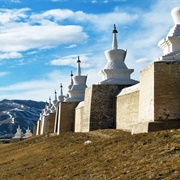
171, 7, 180, 25
64, 56, 87, 102
157, 7, 180, 60
99, 24, 138, 85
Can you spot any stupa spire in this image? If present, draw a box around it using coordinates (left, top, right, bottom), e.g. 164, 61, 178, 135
112, 24, 118, 50
49, 97, 51, 107
58, 83, 65, 102
70, 71, 73, 85
54, 90, 57, 101
60, 83, 63, 96
77, 56, 81, 76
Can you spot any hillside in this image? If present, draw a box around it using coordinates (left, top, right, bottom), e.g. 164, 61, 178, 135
0, 99, 45, 137
0, 129, 179, 179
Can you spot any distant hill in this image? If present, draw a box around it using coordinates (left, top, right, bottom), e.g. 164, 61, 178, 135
0, 129, 179, 179
0, 99, 45, 137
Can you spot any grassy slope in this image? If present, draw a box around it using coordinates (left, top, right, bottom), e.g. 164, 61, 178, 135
0, 129, 179, 180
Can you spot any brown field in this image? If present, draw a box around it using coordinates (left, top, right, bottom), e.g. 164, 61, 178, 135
0, 129, 179, 180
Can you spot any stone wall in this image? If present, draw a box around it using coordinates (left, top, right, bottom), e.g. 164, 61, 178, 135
54, 107, 59, 133
75, 101, 84, 132
139, 62, 154, 122
81, 86, 93, 132
57, 102, 79, 135
154, 61, 180, 121
36, 120, 41, 135
116, 84, 140, 131
40, 116, 49, 135
33, 123, 37, 136
132, 61, 180, 134
139, 61, 180, 123
80, 84, 133, 132
48, 113, 56, 133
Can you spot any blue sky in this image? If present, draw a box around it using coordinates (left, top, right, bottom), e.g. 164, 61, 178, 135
0, 0, 179, 101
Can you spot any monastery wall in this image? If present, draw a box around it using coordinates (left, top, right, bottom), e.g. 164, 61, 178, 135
48, 113, 56, 133
40, 116, 49, 135
138, 62, 155, 122
35, 120, 40, 135
154, 61, 180, 121
33, 124, 37, 136
57, 102, 79, 134
116, 84, 140, 131
53, 107, 59, 133
81, 86, 93, 132
75, 101, 84, 132
80, 84, 130, 132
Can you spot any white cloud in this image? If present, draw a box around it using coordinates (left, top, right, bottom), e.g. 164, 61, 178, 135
0, 71, 70, 101
66, 44, 77, 48
91, 0, 97, 3
11, 0, 21, 3
0, 25, 88, 52
90, 0, 109, 3
30, 8, 138, 31
0, 8, 138, 54
0, 72, 9, 77
30, 9, 75, 22
104, 0, 109, 3
0, 65, 103, 101
0, 8, 88, 53
0, 52, 23, 59
0, 8, 30, 24
50, 54, 93, 69
135, 58, 150, 64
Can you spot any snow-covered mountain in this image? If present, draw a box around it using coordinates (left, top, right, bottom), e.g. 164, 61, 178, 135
0, 99, 45, 138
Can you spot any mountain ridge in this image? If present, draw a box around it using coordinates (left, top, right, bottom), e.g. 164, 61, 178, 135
0, 99, 45, 137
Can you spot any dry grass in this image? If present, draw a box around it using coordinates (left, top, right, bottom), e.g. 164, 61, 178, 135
0, 129, 180, 180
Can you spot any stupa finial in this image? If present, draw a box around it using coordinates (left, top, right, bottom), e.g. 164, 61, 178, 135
60, 83, 63, 96
49, 97, 51, 107
112, 24, 118, 50
171, 7, 180, 25
112, 24, 118, 33
70, 71, 73, 85
54, 90, 57, 100
77, 56, 81, 76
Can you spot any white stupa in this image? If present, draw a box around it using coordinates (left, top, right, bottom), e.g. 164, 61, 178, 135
99, 24, 138, 85
13, 125, 24, 139
58, 83, 65, 102
39, 98, 52, 135
157, 7, 180, 61
43, 98, 51, 116
64, 71, 73, 100
23, 127, 32, 138
51, 87, 65, 112
64, 56, 87, 102
50, 91, 58, 113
